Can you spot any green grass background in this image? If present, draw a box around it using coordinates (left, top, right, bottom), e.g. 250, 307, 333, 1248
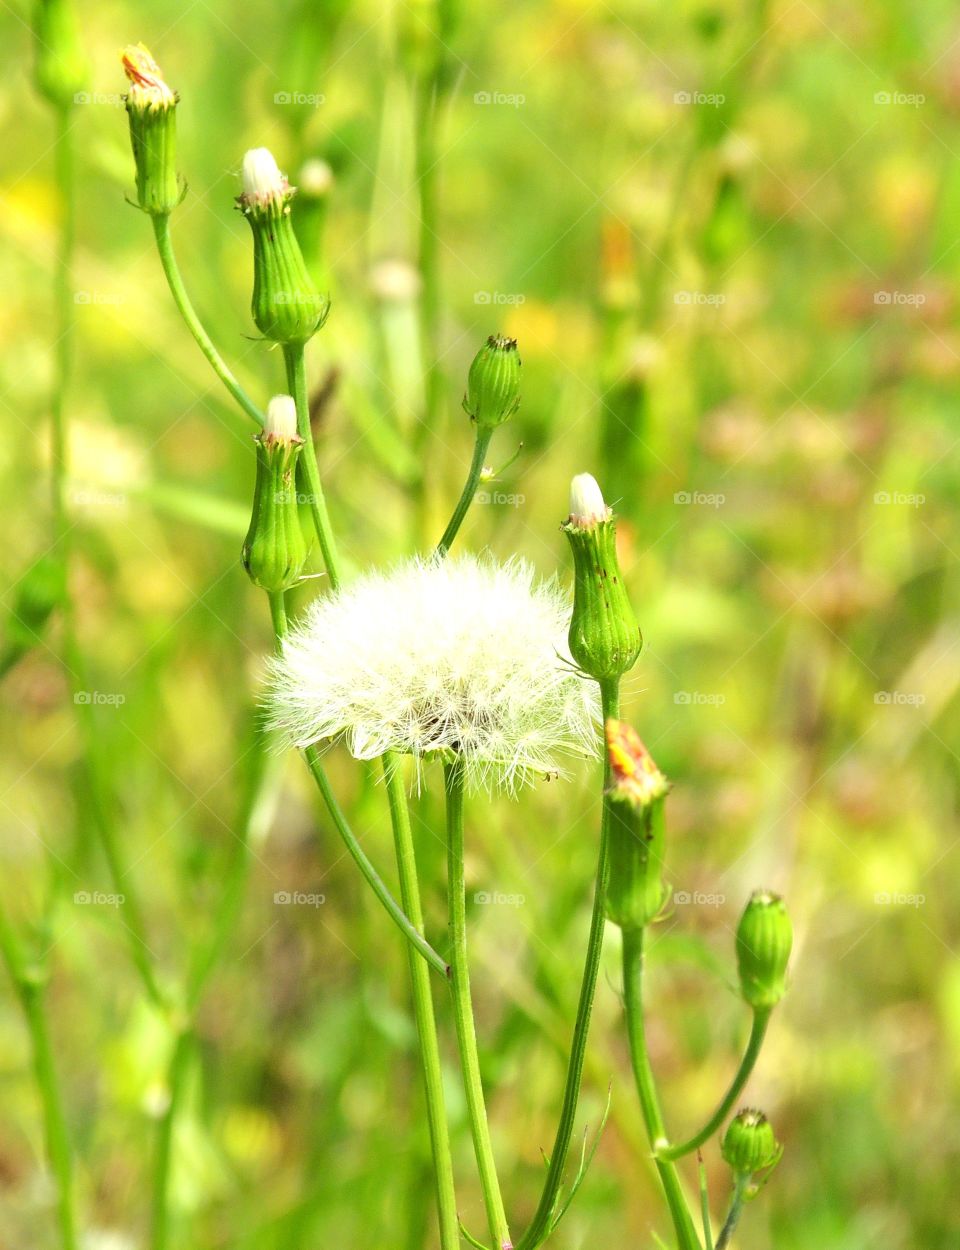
1, 0, 959, 1245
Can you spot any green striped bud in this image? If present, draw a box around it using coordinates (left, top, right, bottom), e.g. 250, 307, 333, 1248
604, 719, 669, 929
463, 334, 521, 429
238, 148, 329, 346
736, 890, 792, 1010
242, 396, 308, 593
121, 44, 182, 217
721, 1109, 781, 1175
563, 474, 641, 682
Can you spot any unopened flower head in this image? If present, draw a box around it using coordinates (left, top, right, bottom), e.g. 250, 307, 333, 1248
463, 334, 521, 429
266, 554, 599, 791
604, 719, 669, 929
606, 718, 668, 808
121, 43, 175, 109
237, 147, 328, 344
721, 1108, 781, 1176
240, 147, 290, 209
264, 394, 299, 442
563, 473, 641, 682
242, 394, 306, 593
121, 43, 181, 216
569, 473, 611, 527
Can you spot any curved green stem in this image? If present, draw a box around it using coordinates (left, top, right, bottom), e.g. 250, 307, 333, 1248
515, 677, 619, 1250
444, 758, 511, 1249
659, 1009, 771, 1160
283, 344, 341, 590
0, 907, 77, 1250
385, 757, 460, 1250
622, 925, 701, 1250
434, 426, 493, 559
151, 214, 264, 427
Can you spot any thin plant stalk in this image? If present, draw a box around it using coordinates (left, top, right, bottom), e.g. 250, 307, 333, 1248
659, 1009, 770, 1160
715, 1175, 749, 1250
515, 677, 619, 1250
269, 593, 457, 1245
385, 756, 460, 1250
698, 1154, 714, 1250
434, 426, 492, 558
0, 907, 77, 1250
622, 925, 701, 1250
444, 758, 511, 1250
151, 215, 264, 428
282, 344, 341, 590
149, 1017, 193, 1250
48, 106, 165, 1009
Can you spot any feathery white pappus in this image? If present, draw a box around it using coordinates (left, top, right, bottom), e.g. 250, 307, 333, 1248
266, 554, 600, 791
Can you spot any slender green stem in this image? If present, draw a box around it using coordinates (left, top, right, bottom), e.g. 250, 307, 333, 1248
444, 758, 511, 1250
283, 344, 341, 589
660, 1009, 771, 1160
151, 214, 264, 427
516, 677, 619, 1250
149, 1016, 193, 1250
385, 757, 460, 1250
50, 109, 164, 1008
0, 908, 77, 1250
622, 925, 701, 1250
698, 1154, 714, 1250
434, 426, 493, 559
715, 1175, 749, 1250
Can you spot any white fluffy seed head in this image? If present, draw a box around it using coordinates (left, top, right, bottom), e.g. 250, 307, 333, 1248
569, 473, 610, 526
242, 147, 287, 203
264, 394, 298, 440
266, 554, 600, 792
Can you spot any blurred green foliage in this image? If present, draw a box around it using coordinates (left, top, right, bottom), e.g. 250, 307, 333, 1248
1, 0, 959, 1245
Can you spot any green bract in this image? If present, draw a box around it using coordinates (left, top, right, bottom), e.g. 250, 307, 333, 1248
238, 148, 329, 346
463, 335, 521, 429
721, 1109, 781, 1175
736, 890, 793, 1010
563, 475, 642, 683
242, 397, 308, 592
121, 45, 182, 218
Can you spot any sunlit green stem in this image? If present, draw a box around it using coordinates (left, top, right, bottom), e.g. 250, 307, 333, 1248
149, 1014, 193, 1250
622, 925, 701, 1250
715, 1175, 749, 1250
699, 1154, 714, 1250
516, 677, 618, 1250
283, 344, 341, 590
151, 215, 264, 427
385, 757, 460, 1250
0, 908, 77, 1250
660, 1009, 771, 1160
444, 758, 511, 1250
434, 426, 493, 558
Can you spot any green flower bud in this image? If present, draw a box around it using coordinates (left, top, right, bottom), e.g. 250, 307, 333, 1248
736, 890, 792, 1010
604, 719, 669, 929
721, 1109, 781, 1175
563, 474, 642, 683
463, 335, 521, 429
237, 148, 329, 346
242, 395, 308, 593
32, 0, 89, 111
121, 44, 182, 217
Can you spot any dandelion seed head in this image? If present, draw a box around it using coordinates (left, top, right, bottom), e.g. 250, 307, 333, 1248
266, 554, 600, 791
